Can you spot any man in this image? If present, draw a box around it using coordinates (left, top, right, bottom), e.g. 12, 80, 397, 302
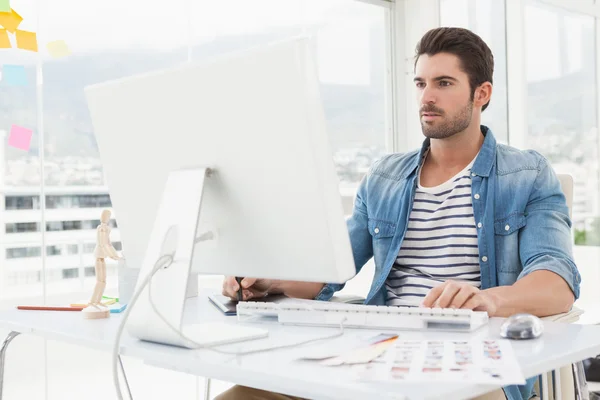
219, 27, 581, 400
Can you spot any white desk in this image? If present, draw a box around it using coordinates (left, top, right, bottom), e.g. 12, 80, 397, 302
1, 293, 600, 400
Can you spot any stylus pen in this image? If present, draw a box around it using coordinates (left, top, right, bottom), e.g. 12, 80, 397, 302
235, 277, 243, 302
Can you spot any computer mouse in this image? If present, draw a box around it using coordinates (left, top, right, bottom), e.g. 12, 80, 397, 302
500, 313, 544, 340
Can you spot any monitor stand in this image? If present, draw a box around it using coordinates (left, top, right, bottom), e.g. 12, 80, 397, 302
185, 168, 269, 348
128, 167, 268, 349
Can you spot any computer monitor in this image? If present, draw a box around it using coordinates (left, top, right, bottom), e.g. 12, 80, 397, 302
84, 37, 357, 346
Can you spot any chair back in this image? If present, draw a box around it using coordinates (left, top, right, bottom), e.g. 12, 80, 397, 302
557, 173, 573, 220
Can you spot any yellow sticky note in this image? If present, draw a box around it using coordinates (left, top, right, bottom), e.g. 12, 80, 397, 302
0, 28, 10, 48
15, 29, 37, 52
0, 8, 22, 33
46, 40, 70, 58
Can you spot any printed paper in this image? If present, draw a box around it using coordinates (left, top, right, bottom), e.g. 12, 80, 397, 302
357, 339, 525, 385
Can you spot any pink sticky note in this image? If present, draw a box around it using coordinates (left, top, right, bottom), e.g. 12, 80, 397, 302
7, 124, 33, 151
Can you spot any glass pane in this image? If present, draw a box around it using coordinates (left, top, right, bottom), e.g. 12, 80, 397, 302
191, 0, 388, 216
524, 2, 598, 315
38, 0, 189, 299
0, 1, 46, 398
525, 2, 597, 243
0, 2, 44, 305
440, 0, 508, 144
37, 1, 196, 399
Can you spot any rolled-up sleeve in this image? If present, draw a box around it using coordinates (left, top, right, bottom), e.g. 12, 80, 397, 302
518, 157, 581, 300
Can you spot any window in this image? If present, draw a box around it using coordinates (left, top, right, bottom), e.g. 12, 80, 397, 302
4, 196, 40, 210
112, 241, 122, 251
6, 247, 42, 259
45, 244, 80, 256
61, 268, 79, 279
81, 220, 98, 230
77, 194, 112, 208
67, 244, 79, 255
66, 220, 84, 230
46, 245, 62, 256
43, 196, 64, 209
83, 243, 96, 254
5, 222, 39, 234
440, 0, 509, 143
46, 220, 81, 231
524, 2, 598, 245
45, 219, 105, 232
45, 194, 112, 209
84, 266, 96, 277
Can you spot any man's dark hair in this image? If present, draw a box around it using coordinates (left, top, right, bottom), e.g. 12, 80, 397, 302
415, 27, 494, 111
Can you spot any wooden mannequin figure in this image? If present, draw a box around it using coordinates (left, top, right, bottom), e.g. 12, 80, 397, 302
82, 209, 121, 319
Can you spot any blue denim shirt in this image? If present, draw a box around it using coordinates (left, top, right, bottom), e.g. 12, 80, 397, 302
316, 126, 581, 400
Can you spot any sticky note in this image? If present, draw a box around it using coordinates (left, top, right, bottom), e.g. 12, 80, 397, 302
7, 125, 33, 151
46, 40, 70, 58
0, 28, 10, 48
0, 0, 9, 13
0, 8, 22, 33
109, 303, 126, 313
15, 29, 36, 52
2, 64, 27, 86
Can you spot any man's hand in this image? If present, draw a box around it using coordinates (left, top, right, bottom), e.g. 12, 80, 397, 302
421, 281, 498, 316
222, 276, 274, 301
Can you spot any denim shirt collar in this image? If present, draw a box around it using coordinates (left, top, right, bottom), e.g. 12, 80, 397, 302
407, 125, 497, 177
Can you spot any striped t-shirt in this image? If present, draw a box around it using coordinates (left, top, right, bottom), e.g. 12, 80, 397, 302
385, 155, 481, 306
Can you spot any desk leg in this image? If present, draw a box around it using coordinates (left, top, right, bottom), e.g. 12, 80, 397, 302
204, 378, 211, 400
0, 331, 20, 400
572, 361, 590, 400
541, 372, 549, 400
552, 369, 562, 400
118, 355, 133, 400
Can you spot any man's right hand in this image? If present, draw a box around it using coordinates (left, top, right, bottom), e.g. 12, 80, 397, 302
222, 276, 274, 301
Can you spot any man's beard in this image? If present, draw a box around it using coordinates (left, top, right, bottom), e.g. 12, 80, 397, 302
420, 101, 473, 139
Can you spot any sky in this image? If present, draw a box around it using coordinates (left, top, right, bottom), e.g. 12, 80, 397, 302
2, 0, 382, 85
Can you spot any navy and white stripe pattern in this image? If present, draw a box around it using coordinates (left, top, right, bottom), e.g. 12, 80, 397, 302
386, 158, 481, 306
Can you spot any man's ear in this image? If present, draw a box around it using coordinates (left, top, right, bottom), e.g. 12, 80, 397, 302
475, 82, 493, 108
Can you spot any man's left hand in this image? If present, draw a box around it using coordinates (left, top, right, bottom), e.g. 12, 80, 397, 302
421, 281, 498, 316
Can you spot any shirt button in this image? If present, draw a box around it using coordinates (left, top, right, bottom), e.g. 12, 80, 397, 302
474, 194, 480, 200
471, 173, 476, 177
505, 225, 510, 231
482, 256, 488, 262
477, 222, 482, 228
374, 228, 380, 234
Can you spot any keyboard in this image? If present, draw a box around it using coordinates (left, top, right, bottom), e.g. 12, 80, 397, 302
236, 300, 489, 332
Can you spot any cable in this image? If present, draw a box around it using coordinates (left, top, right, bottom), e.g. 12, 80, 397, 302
112, 254, 174, 400
148, 282, 346, 355
112, 253, 345, 399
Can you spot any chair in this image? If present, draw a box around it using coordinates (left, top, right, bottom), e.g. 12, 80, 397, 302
558, 174, 573, 220
532, 173, 590, 400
